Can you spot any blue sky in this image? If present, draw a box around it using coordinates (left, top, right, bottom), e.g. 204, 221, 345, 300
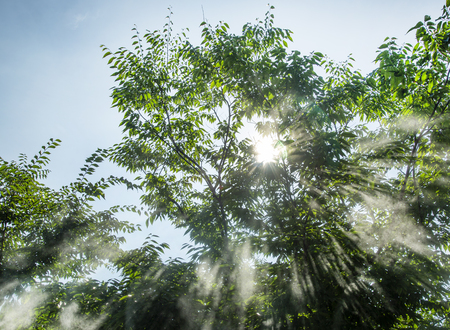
0, 0, 445, 278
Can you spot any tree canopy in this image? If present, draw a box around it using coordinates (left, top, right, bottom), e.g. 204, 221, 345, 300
2, 4, 450, 330
0, 140, 138, 329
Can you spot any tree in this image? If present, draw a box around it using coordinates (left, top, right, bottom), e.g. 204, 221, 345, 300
0, 139, 137, 328
97, 6, 450, 329
12, 5, 450, 330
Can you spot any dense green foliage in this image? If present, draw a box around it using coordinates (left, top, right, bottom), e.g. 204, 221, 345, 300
0, 140, 137, 328
2, 5, 450, 330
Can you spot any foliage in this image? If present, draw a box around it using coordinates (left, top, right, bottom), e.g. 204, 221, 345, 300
0, 139, 139, 327
27, 235, 196, 330
7, 4, 450, 330
98, 6, 450, 329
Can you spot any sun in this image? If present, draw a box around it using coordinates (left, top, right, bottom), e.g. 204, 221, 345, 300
255, 136, 280, 163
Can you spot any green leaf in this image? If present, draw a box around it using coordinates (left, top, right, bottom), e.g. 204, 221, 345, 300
407, 21, 424, 33
421, 72, 427, 83
427, 79, 434, 93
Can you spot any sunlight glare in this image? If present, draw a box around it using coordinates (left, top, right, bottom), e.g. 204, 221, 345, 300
255, 136, 280, 163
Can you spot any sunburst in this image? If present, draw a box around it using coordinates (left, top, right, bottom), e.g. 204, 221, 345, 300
255, 136, 280, 163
